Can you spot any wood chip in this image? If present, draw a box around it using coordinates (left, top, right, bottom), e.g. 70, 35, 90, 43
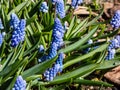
104, 65, 120, 85
73, 8, 98, 16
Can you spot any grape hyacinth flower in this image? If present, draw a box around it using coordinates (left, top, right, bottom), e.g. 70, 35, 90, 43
56, 52, 64, 72
39, 18, 65, 81
0, 18, 4, 29
44, 64, 61, 81
115, 35, 120, 47
12, 76, 26, 90
110, 10, 120, 29
105, 36, 120, 60
108, 38, 119, 51
56, 0, 65, 18
52, 18, 65, 47
39, 45, 45, 53
40, 2, 48, 13
48, 42, 58, 59
106, 49, 116, 60
43, 53, 64, 81
10, 13, 26, 47
38, 18, 64, 62
10, 13, 20, 29
71, 0, 83, 9
0, 33, 3, 46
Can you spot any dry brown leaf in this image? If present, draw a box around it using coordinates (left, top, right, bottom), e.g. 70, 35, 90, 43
103, 2, 114, 17
73, 9, 98, 16
104, 65, 120, 85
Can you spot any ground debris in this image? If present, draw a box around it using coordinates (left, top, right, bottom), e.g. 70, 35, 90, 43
104, 65, 120, 85
73, 6, 98, 16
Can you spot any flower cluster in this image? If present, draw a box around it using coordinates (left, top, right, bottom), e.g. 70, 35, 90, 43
71, 0, 83, 9
56, 0, 65, 18
12, 76, 26, 90
40, 2, 48, 13
52, 18, 65, 48
10, 13, 26, 47
106, 49, 116, 60
44, 53, 64, 81
0, 34, 3, 47
106, 35, 120, 60
10, 13, 20, 29
39, 18, 65, 81
55, 52, 64, 72
110, 10, 120, 29
44, 64, 60, 81
39, 18, 65, 62
0, 18, 4, 29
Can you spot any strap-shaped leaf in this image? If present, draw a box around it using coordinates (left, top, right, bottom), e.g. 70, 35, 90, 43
28, 0, 43, 17
65, 16, 76, 38
59, 26, 98, 53
0, 58, 28, 84
47, 64, 97, 85
8, 1, 31, 18
63, 43, 108, 69
22, 55, 58, 79
74, 79, 113, 87
69, 18, 88, 38
96, 60, 120, 70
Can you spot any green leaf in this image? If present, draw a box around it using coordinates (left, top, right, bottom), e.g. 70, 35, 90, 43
0, 58, 28, 84
96, 60, 120, 70
86, 10, 103, 27
0, 52, 14, 72
41, 64, 97, 85
22, 55, 58, 79
74, 79, 113, 87
8, 1, 31, 18
24, 35, 41, 56
59, 26, 98, 53
26, 15, 37, 26
28, 0, 43, 17
63, 43, 108, 69
65, 16, 76, 38
69, 18, 88, 38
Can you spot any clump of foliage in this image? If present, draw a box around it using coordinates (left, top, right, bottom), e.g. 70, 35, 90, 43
0, 0, 120, 90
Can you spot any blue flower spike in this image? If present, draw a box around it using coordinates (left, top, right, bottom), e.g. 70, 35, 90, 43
43, 53, 64, 81
10, 13, 20, 29
106, 49, 116, 60
40, 2, 48, 13
71, 0, 83, 9
39, 18, 65, 81
0, 34, 3, 47
56, 0, 65, 18
110, 10, 120, 29
10, 13, 26, 47
0, 18, 4, 29
12, 76, 26, 90
105, 35, 120, 60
